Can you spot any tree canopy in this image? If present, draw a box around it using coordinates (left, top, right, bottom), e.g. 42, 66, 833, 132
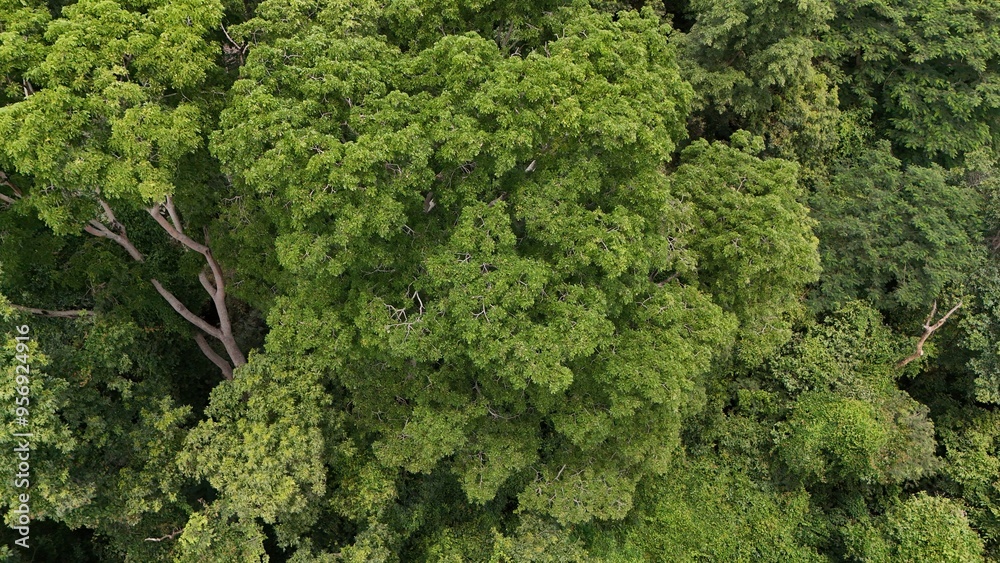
0, 0, 998, 560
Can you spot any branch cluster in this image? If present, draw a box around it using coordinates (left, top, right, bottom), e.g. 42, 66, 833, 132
0, 184, 245, 380
147, 195, 247, 379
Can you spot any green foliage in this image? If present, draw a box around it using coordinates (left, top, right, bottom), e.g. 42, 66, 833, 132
589, 458, 824, 562
778, 392, 894, 484
173, 503, 269, 562
669, 133, 821, 365
810, 141, 984, 315
771, 303, 938, 484
179, 356, 334, 525
679, 0, 841, 161
0, 314, 198, 560
961, 262, 1000, 403
212, 0, 744, 529
0, 0, 997, 558
845, 492, 984, 562
0, 0, 224, 233
937, 406, 1000, 556
830, 0, 1000, 162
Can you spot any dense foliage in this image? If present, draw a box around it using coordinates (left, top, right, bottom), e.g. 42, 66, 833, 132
0, 0, 998, 560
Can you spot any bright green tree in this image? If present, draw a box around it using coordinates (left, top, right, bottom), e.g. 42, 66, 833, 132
208, 0, 741, 536
667, 132, 820, 366
845, 492, 984, 562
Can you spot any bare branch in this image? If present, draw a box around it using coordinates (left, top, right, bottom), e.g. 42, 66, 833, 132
84, 220, 145, 262
203, 249, 226, 303
3, 191, 242, 377
221, 24, 249, 63
0, 171, 23, 197
150, 279, 223, 339
144, 529, 182, 542
97, 199, 127, 234
10, 304, 94, 318
195, 333, 233, 380
147, 204, 210, 254
198, 269, 217, 296
164, 195, 183, 233
148, 200, 246, 370
207, 258, 245, 368
898, 300, 963, 368
487, 192, 508, 207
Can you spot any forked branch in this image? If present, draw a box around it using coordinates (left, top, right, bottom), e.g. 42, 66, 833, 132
2, 186, 244, 379
78, 196, 246, 378
149, 196, 246, 369
84, 215, 145, 262
898, 300, 963, 368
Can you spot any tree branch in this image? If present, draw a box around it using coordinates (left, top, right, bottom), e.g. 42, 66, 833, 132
195, 333, 233, 380
144, 529, 182, 542
84, 219, 145, 262
221, 24, 249, 66
10, 304, 94, 318
198, 269, 217, 296
0, 171, 23, 197
150, 279, 223, 340
98, 199, 127, 233
147, 203, 210, 254
898, 300, 963, 368
149, 199, 246, 369
164, 194, 183, 233
204, 250, 245, 367
8, 192, 244, 380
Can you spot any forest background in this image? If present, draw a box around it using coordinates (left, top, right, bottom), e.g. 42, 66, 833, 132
1, 0, 999, 560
